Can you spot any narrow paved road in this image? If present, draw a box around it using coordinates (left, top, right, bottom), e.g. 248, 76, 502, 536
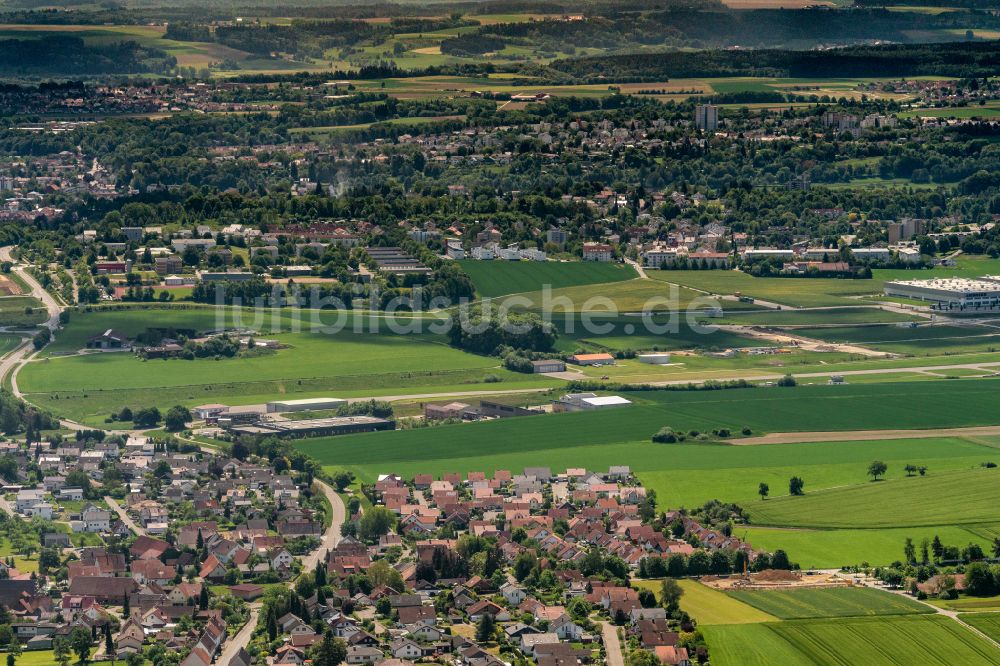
214, 480, 345, 663
600, 622, 625, 666
300, 479, 344, 571
104, 495, 146, 536
0, 493, 15, 516
624, 257, 648, 280
217, 602, 260, 666
0, 246, 62, 331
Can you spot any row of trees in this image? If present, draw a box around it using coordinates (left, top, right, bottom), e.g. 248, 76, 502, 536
637, 547, 792, 579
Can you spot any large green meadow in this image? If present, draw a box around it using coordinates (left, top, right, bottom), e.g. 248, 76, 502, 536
458, 260, 637, 298
0, 296, 47, 327
638, 582, 999, 664
961, 613, 1000, 643
725, 587, 932, 620
302, 380, 1000, 474
20, 306, 557, 423
704, 615, 1000, 666
792, 323, 1000, 356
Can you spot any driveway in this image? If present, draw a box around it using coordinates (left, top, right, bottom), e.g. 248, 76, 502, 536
601, 621, 625, 666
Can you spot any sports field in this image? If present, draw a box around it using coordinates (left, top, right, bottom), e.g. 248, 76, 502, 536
725, 586, 932, 620
457, 260, 636, 298
703, 616, 1000, 666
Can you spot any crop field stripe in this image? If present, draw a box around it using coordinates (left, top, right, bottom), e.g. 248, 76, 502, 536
725, 587, 933, 620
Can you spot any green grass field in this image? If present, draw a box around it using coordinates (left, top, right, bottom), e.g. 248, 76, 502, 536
0, 296, 47, 327
748, 467, 1000, 529
513, 277, 724, 313
300, 381, 1000, 478
0, 335, 20, 358
929, 595, 1000, 612
741, 524, 994, 569
21, 306, 558, 423
793, 323, 1000, 356
715, 306, 921, 326
0, 651, 57, 665
960, 613, 1000, 642
704, 616, 1000, 665
650, 256, 1000, 308
725, 587, 933, 620
633, 579, 778, 625
556, 316, 760, 353
649, 270, 884, 307
457, 260, 637, 298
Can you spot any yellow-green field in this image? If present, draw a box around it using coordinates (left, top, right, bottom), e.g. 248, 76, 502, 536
633, 579, 779, 625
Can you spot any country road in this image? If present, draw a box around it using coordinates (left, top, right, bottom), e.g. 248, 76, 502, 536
731, 424, 1000, 445
214, 478, 345, 664
0, 246, 62, 331
855, 576, 1000, 652
105, 495, 146, 536
217, 602, 260, 666
301, 479, 344, 571
644, 360, 1000, 388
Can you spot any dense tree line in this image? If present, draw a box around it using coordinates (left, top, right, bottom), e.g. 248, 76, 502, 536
0, 36, 175, 76
548, 42, 1000, 82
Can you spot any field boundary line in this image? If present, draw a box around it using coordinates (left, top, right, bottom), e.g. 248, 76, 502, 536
730, 424, 1000, 445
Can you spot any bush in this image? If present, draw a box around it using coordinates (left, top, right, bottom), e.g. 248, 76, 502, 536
777, 374, 797, 387
652, 427, 682, 443
32, 328, 51, 350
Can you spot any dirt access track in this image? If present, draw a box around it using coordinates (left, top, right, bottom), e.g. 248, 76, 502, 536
718, 324, 894, 358
730, 424, 1000, 445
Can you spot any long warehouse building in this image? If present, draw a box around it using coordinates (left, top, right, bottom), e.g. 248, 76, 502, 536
884, 277, 1000, 309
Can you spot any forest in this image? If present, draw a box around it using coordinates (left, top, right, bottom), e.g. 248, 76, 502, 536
0, 36, 176, 76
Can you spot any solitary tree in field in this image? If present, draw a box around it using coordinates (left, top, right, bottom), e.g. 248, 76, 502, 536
868, 460, 888, 481
659, 578, 683, 611
993, 537, 1000, 560
758, 482, 769, 500
789, 476, 805, 496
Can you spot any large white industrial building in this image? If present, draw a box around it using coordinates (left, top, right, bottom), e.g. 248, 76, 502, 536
266, 397, 347, 413
884, 277, 1000, 309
